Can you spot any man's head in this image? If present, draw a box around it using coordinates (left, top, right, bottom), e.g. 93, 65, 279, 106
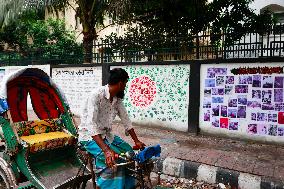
108, 68, 129, 98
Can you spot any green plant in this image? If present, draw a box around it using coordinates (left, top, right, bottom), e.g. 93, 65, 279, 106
0, 10, 83, 65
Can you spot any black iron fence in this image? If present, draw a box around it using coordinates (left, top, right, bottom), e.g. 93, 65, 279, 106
1, 24, 284, 65
96, 24, 284, 63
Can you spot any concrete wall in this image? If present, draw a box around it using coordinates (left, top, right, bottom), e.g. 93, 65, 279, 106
2, 61, 284, 144
111, 64, 190, 132
199, 63, 284, 143
50, 64, 190, 132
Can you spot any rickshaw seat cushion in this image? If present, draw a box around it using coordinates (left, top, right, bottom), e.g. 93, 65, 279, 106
13, 118, 64, 137
20, 131, 75, 153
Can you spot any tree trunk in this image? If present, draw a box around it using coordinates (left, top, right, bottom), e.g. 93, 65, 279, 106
82, 31, 95, 63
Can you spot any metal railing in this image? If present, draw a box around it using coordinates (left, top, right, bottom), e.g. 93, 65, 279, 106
94, 24, 284, 63
1, 24, 284, 65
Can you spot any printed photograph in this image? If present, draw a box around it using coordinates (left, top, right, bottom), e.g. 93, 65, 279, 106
274, 76, 284, 88
252, 75, 261, 87
268, 125, 277, 136
221, 105, 227, 117
268, 113, 277, 122
278, 112, 284, 124
262, 90, 272, 104
238, 95, 247, 105
262, 76, 273, 88
203, 98, 211, 108
204, 109, 211, 121
257, 112, 268, 121
204, 89, 211, 97
274, 89, 283, 103
225, 85, 234, 95
205, 79, 215, 87
226, 76, 234, 84
278, 127, 284, 136
275, 103, 284, 111
228, 109, 237, 118
235, 85, 248, 93
218, 88, 225, 95
257, 124, 267, 135
216, 76, 225, 86
247, 101, 261, 108
220, 118, 229, 129
212, 104, 220, 116
212, 88, 219, 95
251, 113, 257, 121
215, 68, 227, 75
212, 117, 219, 127
248, 124, 257, 134
262, 103, 274, 111
239, 76, 252, 84
252, 90, 261, 99
212, 97, 224, 103
229, 121, 238, 130
228, 98, 238, 107
207, 68, 215, 78
237, 106, 246, 118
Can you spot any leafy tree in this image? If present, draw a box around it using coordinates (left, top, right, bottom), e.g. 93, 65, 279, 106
0, 0, 276, 62
0, 0, 129, 63
99, 0, 276, 61
0, 10, 82, 64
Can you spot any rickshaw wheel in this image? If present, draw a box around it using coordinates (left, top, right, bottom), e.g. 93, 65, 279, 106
0, 168, 11, 189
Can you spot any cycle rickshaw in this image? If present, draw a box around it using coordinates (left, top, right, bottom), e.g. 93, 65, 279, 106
0, 68, 161, 189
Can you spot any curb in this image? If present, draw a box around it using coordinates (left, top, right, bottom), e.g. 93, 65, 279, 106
153, 157, 284, 189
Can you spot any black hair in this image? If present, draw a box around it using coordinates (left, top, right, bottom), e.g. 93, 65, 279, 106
108, 68, 129, 99
108, 68, 129, 85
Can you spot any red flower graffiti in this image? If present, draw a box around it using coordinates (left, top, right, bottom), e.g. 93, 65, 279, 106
128, 76, 157, 108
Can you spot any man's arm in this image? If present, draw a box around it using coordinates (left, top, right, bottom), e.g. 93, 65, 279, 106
92, 135, 117, 168
127, 128, 145, 149
117, 99, 145, 148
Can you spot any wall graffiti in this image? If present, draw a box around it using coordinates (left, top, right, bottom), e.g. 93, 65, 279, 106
52, 67, 102, 115
128, 75, 157, 108
112, 65, 190, 131
200, 63, 284, 141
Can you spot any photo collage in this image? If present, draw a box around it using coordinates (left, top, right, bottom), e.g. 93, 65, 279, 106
203, 67, 284, 137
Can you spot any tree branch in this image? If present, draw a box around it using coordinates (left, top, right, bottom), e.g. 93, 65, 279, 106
66, 1, 76, 12
97, 22, 119, 33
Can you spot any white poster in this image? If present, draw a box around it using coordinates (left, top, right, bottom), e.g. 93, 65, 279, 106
52, 66, 102, 115
200, 63, 284, 143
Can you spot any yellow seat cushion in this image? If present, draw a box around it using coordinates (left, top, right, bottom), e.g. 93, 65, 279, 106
14, 118, 63, 137
20, 131, 75, 153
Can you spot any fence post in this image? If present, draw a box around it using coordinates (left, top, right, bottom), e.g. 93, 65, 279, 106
188, 61, 201, 134
196, 34, 200, 59
102, 63, 110, 86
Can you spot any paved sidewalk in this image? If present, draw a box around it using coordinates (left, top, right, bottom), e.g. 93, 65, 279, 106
110, 122, 284, 188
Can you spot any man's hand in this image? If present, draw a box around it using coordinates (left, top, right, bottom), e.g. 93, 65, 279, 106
134, 140, 146, 150
104, 149, 118, 168
92, 135, 118, 169
128, 128, 146, 150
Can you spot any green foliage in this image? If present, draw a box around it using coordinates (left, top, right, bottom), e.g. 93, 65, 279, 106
0, 10, 83, 64
108, 0, 275, 43
101, 0, 276, 61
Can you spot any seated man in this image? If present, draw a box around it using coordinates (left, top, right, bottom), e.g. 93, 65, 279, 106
78, 68, 145, 189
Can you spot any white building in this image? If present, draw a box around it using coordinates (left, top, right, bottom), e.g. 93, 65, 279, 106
226, 0, 284, 58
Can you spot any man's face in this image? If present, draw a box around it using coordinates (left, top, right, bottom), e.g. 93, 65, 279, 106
118, 80, 128, 92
